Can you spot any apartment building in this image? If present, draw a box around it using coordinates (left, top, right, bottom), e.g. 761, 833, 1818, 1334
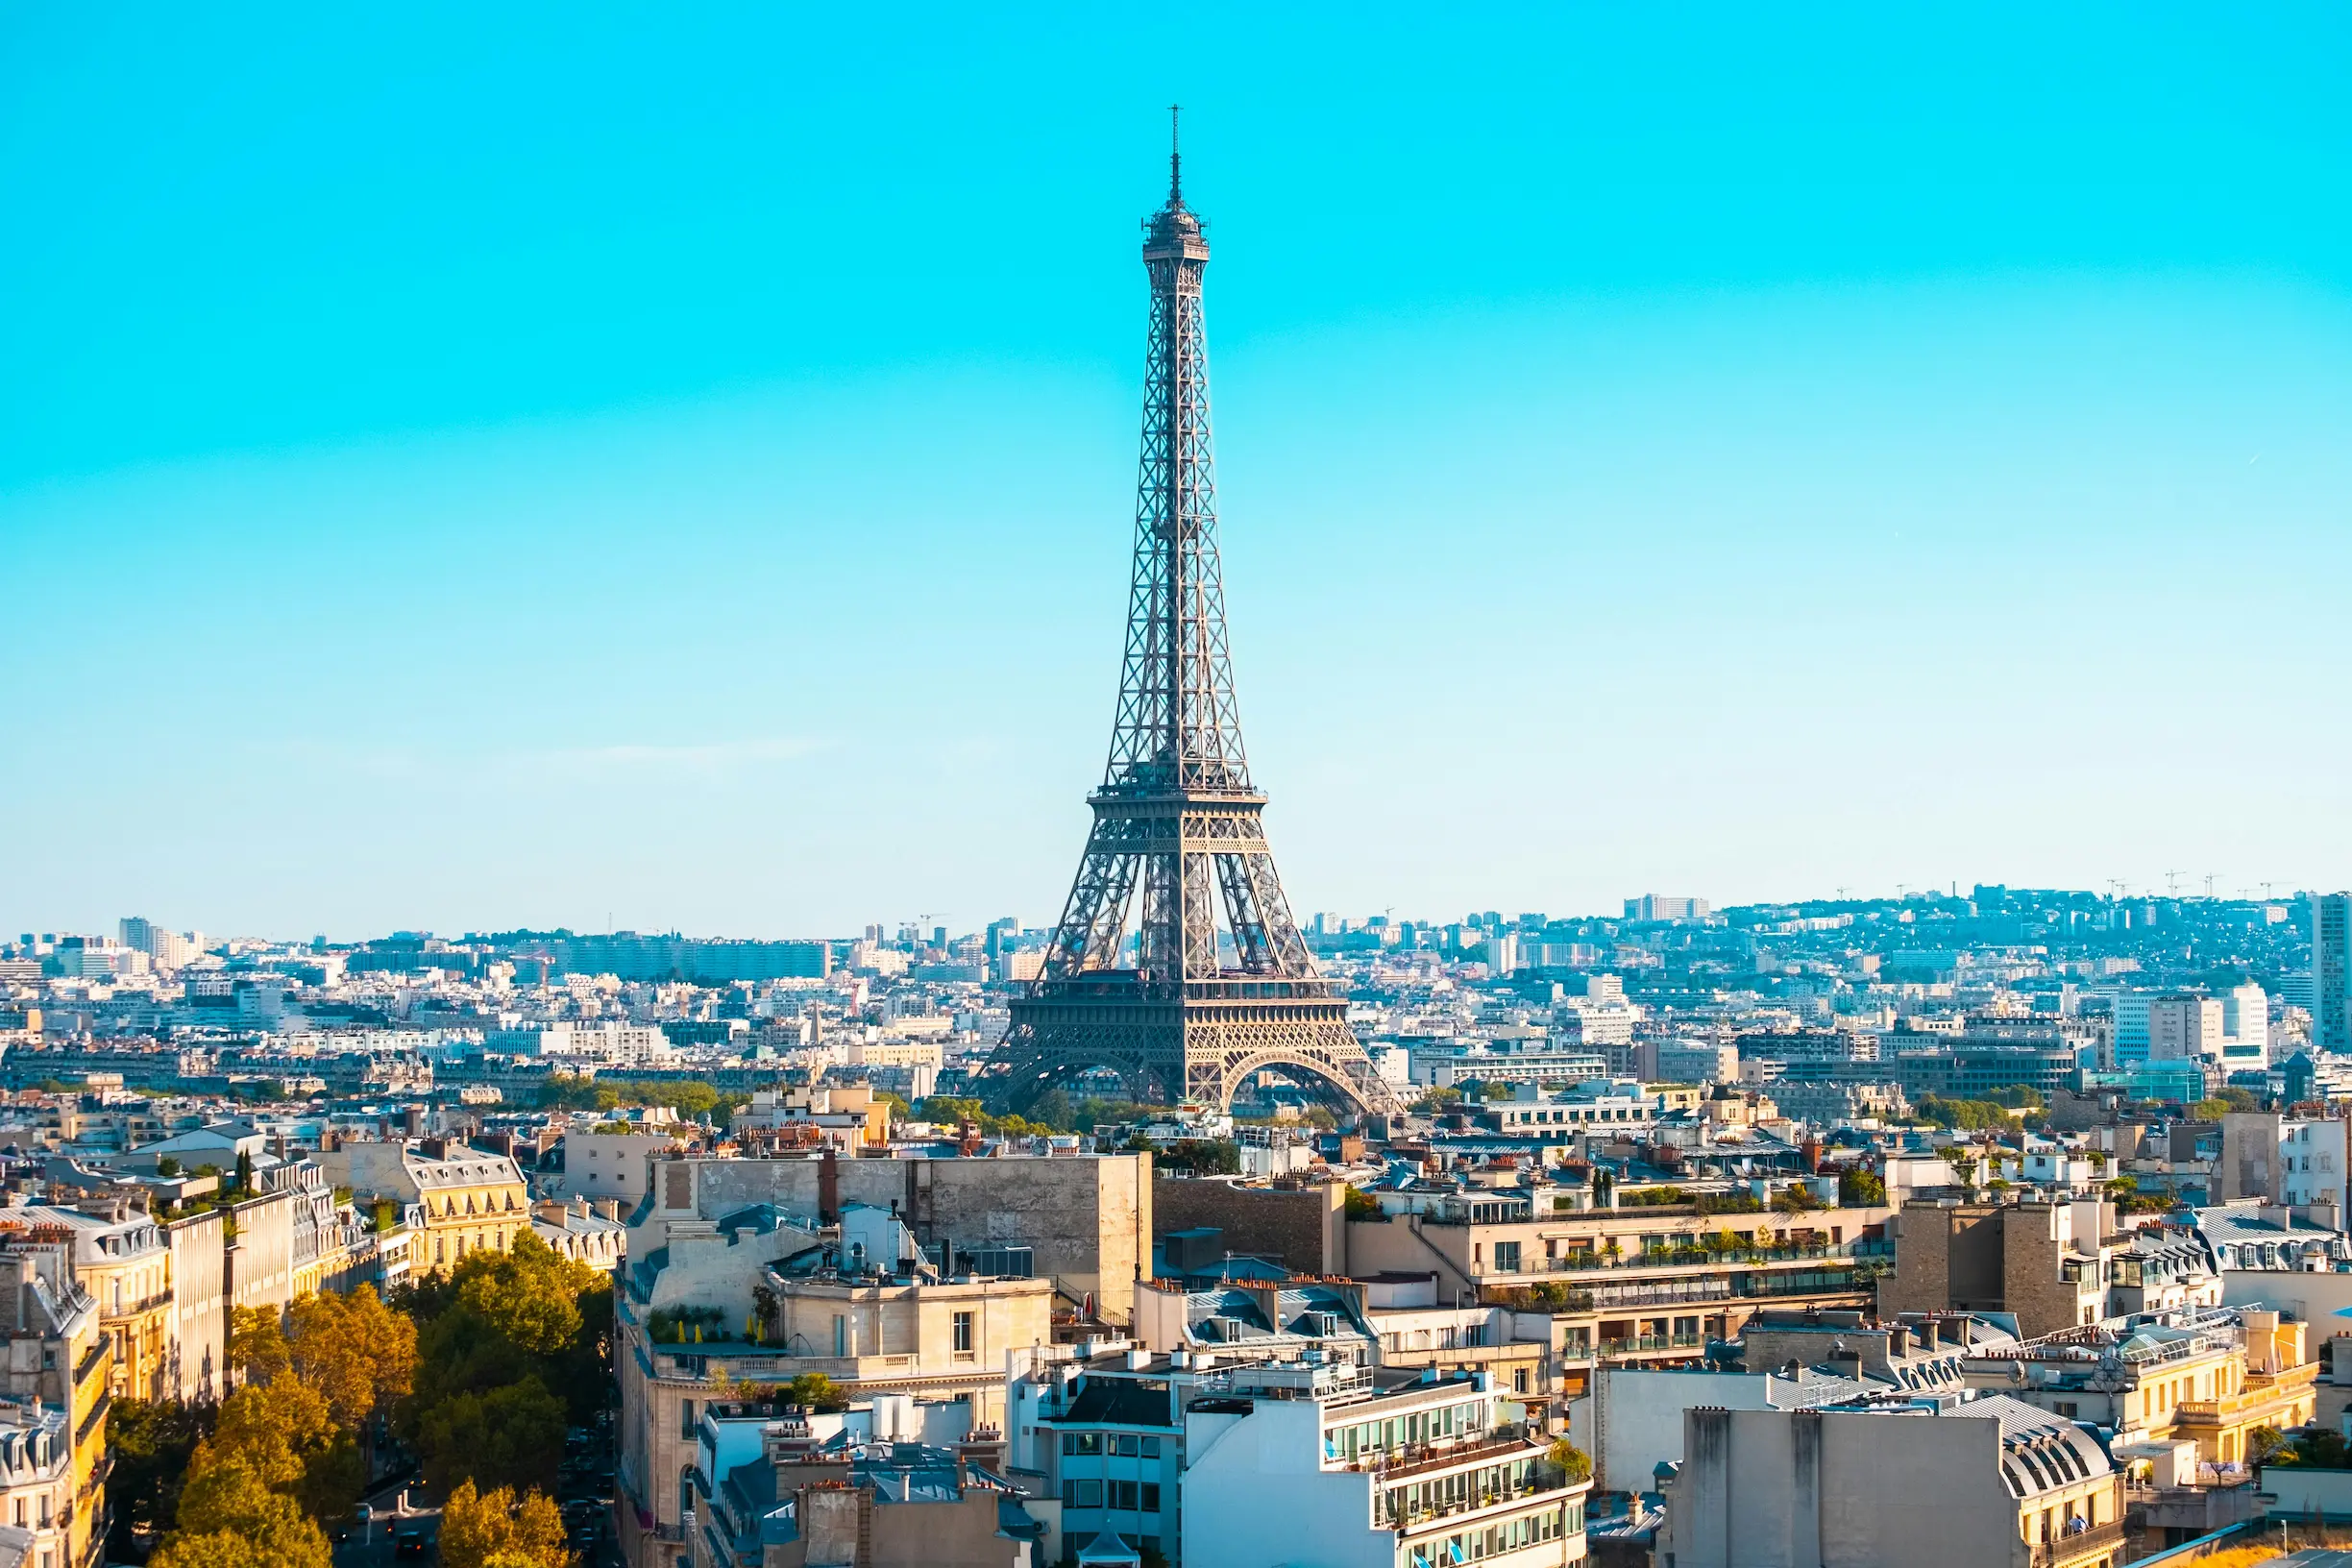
1656, 1397, 2125, 1568
639, 1149, 1150, 1325
0, 1232, 107, 1568
316, 1139, 528, 1276
541, 1129, 686, 1205
18, 1205, 170, 1402
1347, 1195, 1896, 1386
616, 1204, 1049, 1568
2217, 1112, 2346, 1210
1958, 1310, 2314, 1466
1011, 1353, 1188, 1559
686, 1410, 1038, 1568
1567, 1311, 2020, 1493
0, 1399, 72, 1568
1181, 1361, 1589, 1568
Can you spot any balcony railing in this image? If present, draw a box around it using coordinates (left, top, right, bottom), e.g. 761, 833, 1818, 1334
1513, 1240, 1882, 1277
2030, 1520, 2126, 1566
1599, 1334, 1705, 1356
1343, 1429, 1532, 1480
1384, 1469, 1572, 1530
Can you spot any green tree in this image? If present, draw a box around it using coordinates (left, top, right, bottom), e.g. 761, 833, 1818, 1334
453, 1234, 594, 1354
1772, 1186, 1825, 1213
1837, 1167, 1886, 1206
410, 1378, 568, 1496
107, 1397, 210, 1559
1157, 1139, 1241, 1176
1547, 1439, 1593, 1483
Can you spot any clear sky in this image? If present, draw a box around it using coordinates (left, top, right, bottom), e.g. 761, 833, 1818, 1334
6, 4, 2352, 942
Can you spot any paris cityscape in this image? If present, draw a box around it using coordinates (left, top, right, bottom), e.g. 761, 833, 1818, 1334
9, 10, 2352, 1568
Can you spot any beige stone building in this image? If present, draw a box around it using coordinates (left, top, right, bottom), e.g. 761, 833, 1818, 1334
18, 1205, 172, 1404
0, 1230, 108, 1568
0, 1399, 73, 1568
316, 1139, 528, 1276
646, 1150, 1149, 1322
1344, 1195, 1897, 1392
1657, 1397, 2126, 1568
1959, 1310, 2315, 1466
616, 1204, 1050, 1568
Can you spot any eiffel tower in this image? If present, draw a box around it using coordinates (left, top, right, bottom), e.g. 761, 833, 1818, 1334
980, 120, 1400, 1117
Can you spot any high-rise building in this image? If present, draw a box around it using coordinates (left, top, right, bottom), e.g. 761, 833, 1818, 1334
1625, 894, 1709, 923
2315, 894, 2351, 1052
2221, 982, 2270, 1069
2147, 994, 2224, 1065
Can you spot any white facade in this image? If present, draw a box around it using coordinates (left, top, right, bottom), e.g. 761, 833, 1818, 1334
2221, 983, 2271, 1069
1181, 1363, 1587, 1568
2277, 1118, 2347, 1209
541, 1131, 680, 1204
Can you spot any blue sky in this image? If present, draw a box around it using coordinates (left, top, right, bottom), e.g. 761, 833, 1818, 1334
6, 4, 2351, 940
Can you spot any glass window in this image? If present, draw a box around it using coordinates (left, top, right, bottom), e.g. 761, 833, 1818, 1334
1112, 1434, 1139, 1458
953, 1311, 974, 1354
1141, 1435, 1161, 1458
1141, 1483, 1161, 1512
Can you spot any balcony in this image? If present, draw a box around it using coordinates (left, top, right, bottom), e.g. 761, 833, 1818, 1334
1345, 1430, 1535, 1480
1384, 1467, 1573, 1531
2029, 1520, 2125, 1566
1599, 1334, 1704, 1357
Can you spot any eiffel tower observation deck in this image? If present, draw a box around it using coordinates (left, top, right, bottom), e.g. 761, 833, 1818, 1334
980, 121, 1401, 1118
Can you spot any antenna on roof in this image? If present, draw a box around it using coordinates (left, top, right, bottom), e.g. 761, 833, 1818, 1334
1168, 104, 1183, 204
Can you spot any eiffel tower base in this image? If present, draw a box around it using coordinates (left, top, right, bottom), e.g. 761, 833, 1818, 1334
984, 992, 1398, 1116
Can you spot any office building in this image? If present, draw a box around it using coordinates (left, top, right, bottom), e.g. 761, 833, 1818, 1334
2316, 894, 2351, 1052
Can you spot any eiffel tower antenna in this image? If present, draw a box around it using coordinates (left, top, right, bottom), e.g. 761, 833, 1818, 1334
980, 128, 1398, 1117
1168, 103, 1183, 204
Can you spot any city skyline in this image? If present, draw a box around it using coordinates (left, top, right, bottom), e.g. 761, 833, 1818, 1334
9, 6, 2352, 938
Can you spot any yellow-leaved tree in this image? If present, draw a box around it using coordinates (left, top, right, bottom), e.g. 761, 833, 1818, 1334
286, 1283, 418, 1469
438, 1479, 571, 1568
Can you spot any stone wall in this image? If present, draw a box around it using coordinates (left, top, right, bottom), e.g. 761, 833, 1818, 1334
662, 1153, 1151, 1323
1151, 1176, 1342, 1276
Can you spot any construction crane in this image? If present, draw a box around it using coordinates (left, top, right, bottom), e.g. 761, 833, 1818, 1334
2164, 870, 2184, 897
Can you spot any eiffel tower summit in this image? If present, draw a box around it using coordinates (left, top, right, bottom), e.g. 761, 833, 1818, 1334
981, 120, 1401, 1118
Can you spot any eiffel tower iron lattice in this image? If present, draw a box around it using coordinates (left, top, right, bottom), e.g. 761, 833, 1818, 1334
980, 125, 1401, 1117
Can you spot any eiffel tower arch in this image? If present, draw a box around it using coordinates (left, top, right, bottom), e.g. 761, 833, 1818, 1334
978, 121, 1401, 1119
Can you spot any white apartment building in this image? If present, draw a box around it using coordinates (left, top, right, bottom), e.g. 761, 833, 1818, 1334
540, 1130, 682, 1205
1181, 1361, 1588, 1568
2218, 1112, 2348, 1210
